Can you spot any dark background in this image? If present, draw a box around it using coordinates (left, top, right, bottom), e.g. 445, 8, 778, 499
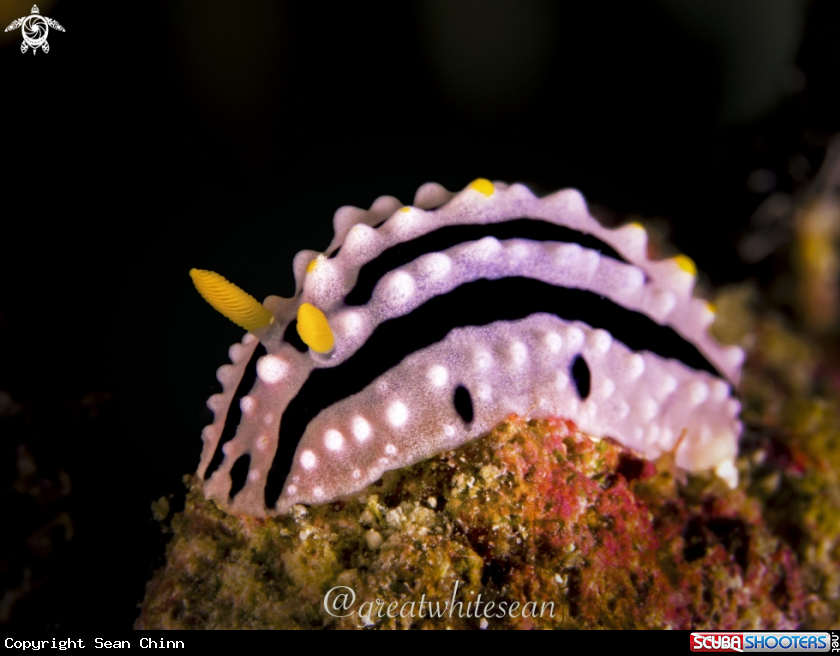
1, 0, 838, 630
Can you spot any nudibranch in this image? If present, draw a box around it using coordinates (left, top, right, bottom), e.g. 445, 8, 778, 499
191, 180, 744, 517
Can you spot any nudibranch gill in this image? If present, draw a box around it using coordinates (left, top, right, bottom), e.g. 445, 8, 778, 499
191, 180, 744, 518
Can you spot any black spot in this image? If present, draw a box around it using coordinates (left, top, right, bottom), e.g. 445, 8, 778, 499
683, 517, 707, 562
383, 487, 406, 509
566, 568, 582, 617
283, 319, 308, 353
453, 385, 474, 423
265, 277, 722, 509
771, 576, 789, 610
682, 516, 750, 571
481, 559, 512, 589
571, 355, 591, 400
203, 343, 266, 480
616, 454, 646, 482
228, 453, 251, 501
344, 218, 631, 306
708, 518, 750, 571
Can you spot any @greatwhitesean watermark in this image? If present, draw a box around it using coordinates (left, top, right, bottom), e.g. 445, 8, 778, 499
324, 581, 556, 627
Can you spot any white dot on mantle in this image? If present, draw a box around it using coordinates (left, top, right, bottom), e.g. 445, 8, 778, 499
324, 429, 344, 451
300, 450, 317, 470
352, 416, 372, 442
387, 401, 409, 427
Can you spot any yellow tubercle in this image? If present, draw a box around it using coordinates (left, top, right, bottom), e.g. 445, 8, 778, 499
306, 257, 320, 274
706, 301, 718, 315
628, 221, 645, 231
468, 178, 494, 197
673, 255, 697, 277
297, 302, 335, 353
189, 269, 273, 332
399, 206, 411, 213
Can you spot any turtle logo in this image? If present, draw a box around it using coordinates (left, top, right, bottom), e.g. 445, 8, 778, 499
4, 5, 65, 55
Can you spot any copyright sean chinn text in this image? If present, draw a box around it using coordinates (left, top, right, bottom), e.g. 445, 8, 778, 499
4, 639, 185, 650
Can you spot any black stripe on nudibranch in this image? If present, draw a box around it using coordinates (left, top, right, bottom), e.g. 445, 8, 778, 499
229, 453, 251, 501
454, 385, 474, 424
344, 219, 630, 306
203, 342, 266, 481
571, 355, 592, 400
264, 277, 721, 508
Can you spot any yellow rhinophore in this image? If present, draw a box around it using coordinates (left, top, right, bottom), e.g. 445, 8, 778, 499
469, 178, 494, 197
189, 268, 273, 332
297, 302, 335, 353
673, 255, 697, 277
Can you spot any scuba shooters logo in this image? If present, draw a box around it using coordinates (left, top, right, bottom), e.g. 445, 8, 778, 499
4, 5, 65, 55
690, 632, 838, 653
692, 634, 744, 652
